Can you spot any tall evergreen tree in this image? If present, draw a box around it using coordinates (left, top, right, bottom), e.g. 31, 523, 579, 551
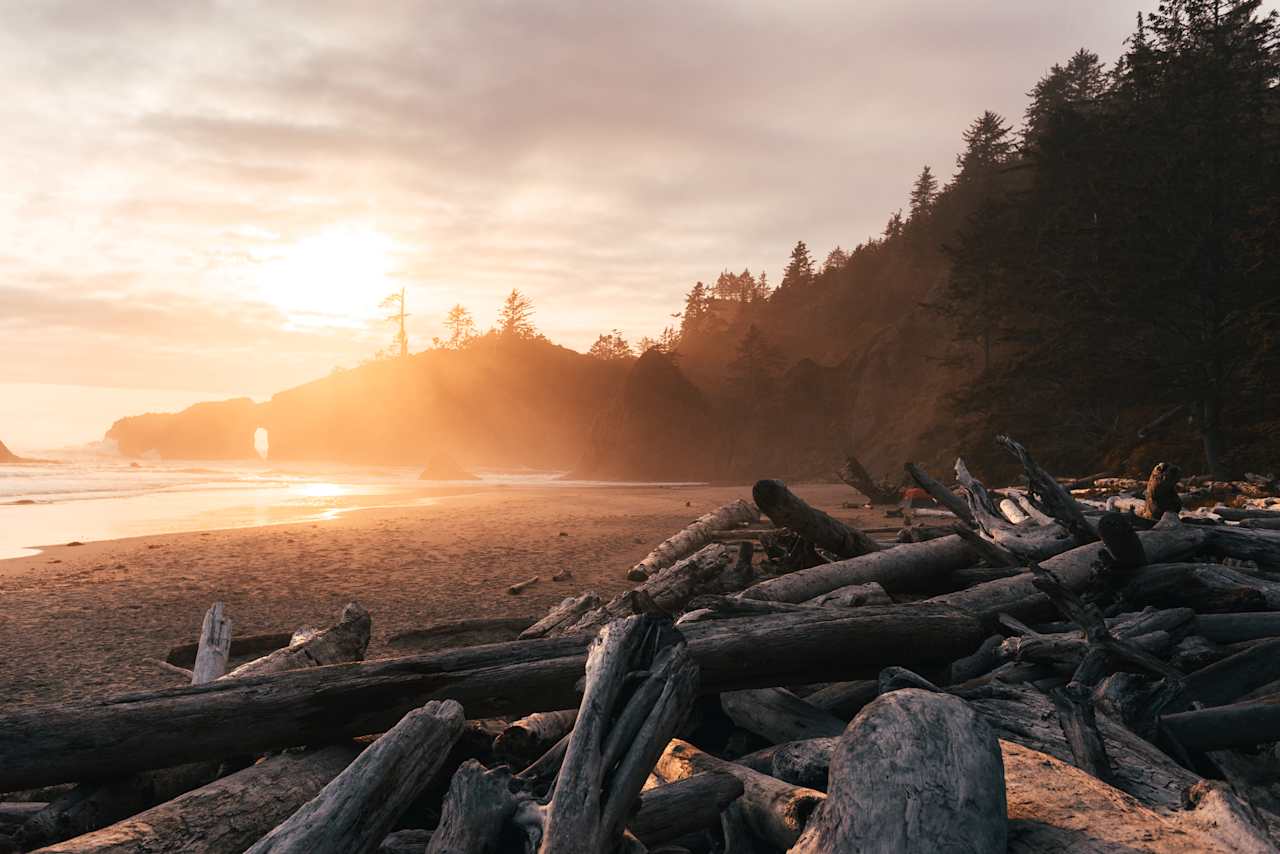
496, 289, 537, 339
908, 166, 938, 220
780, 240, 816, 289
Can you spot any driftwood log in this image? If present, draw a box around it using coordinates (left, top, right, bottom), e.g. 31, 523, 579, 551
741, 534, 975, 603
905, 462, 974, 525
33, 746, 360, 854
628, 499, 759, 581
836, 454, 897, 504
631, 773, 743, 847
428, 616, 699, 853
246, 700, 465, 854
492, 710, 577, 767
751, 479, 883, 558
720, 688, 846, 744
520, 593, 602, 640
165, 632, 294, 669
18, 601, 375, 849
652, 739, 824, 849
0, 604, 984, 791
789, 689, 1007, 854
223, 602, 370, 679
190, 602, 232, 684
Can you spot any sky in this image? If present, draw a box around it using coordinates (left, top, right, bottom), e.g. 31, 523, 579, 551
0, 1, 1190, 448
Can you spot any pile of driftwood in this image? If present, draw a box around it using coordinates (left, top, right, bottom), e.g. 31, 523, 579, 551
3, 435, 1280, 853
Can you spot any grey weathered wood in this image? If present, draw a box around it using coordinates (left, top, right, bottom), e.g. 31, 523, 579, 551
653, 739, 824, 850
628, 499, 759, 581
1125, 562, 1280, 612
223, 602, 370, 679
905, 462, 974, 525
387, 617, 536, 647
770, 738, 839, 790
561, 544, 744, 636
166, 632, 294, 669
246, 700, 465, 854
741, 534, 974, 603
492, 709, 577, 767
1197, 612, 1280, 643
803, 582, 891, 608
751, 479, 883, 558
20, 603, 373, 849
507, 575, 540, 595
1181, 637, 1280, 709
720, 688, 846, 744
379, 829, 432, 854
424, 761, 518, 854
191, 603, 232, 685
1161, 699, 1280, 751
520, 593, 602, 640
801, 680, 878, 719
788, 689, 1006, 854
927, 524, 1209, 624
33, 746, 359, 854
955, 458, 1075, 561
630, 773, 744, 847
430, 617, 699, 854
996, 435, 1098, 545
0, 605, 982, 791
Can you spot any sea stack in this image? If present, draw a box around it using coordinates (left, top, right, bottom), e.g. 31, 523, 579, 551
0, 439, 23, 463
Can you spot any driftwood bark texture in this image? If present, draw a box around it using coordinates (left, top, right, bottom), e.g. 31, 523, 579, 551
752, 479, 883, 558
246, 700, 465, 854
788, 689, 1006, 854
628, 498, 758, 581
190, 602, 232, 684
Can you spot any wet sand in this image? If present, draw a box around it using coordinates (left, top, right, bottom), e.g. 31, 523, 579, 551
0, 482, 873, 707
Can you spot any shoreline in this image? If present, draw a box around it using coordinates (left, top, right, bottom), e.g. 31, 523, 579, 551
0, 482, 873, 708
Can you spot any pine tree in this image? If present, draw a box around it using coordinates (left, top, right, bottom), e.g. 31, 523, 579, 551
780, 240, 815, 289
883, 210, 904, 240
496, 289, 537, 339
955, 111, 1014, 181
908, 166, 938, 220
588, 329, 633, 360
379, 288, 410, 358
1024, 49, 1106, 144
443, 304, 476, 349
823, 246, 849, 272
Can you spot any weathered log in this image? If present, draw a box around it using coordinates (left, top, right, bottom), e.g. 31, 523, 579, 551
927, 524, 1209, 625
165, 632, 294, 669
0, 802, 45, 824
1207, 524, 1280, 568
627, 499, 759, 581
1197, 612, 1280, 643
751, 480, 883, 558
800, 680, 878, 719
1125, 563, 1280, 612
1216, 505, 1280, 522
1180, 637, 1280, 709
246, 700, 465, 854
1002, 740, 1267, 853
1144, 462, 1184, 520
955, 458, 1075, 561
223, 602, 370, 679
507, 575, 540, 595
631, 774, 744, 847
190, 603, 232, 685
904, 462, 974, 526
803, 582, 891, 608
520, 593, 602, 640
677, 595, 832, 624
996, 434, 1097, 545
720, 689, 845, 744
741, 534, 974, 603
948, 634, 1004, 684
430, 617, 699, 854
492, 709, 577, 767
379, 829, 432, 854
1162, 699, 1280, 750
423, 761, 517, 854
788, 689, 1006, 854
966, 683, 1198, 811
33, 746, 359, 854
0, 605, 982, 791
653, 739, 823, 850
20, 603, 372, 849
836, 455, 897, 504
770, 738, 839, 790
387, 617, 537, 647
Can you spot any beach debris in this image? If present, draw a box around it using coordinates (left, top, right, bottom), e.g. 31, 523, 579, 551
506, 575, 540, 595
5, 433, 1280, 852
627, 498, 758, 581
551, 568, 573, 582
190, 602, 232, 684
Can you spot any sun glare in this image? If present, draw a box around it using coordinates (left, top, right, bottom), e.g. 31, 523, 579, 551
256, 225, 398, 327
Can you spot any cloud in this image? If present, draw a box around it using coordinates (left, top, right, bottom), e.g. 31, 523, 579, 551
1, 0, 1160, 401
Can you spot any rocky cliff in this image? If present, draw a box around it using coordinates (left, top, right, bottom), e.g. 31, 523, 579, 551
106, 398, 263, 459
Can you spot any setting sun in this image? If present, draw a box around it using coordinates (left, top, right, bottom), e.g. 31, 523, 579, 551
255, 226, 400, 328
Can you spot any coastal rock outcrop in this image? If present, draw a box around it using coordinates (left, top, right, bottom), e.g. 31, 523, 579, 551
106, 398, 263, 460
0, 438, 24, 463
419, 454, 480, 481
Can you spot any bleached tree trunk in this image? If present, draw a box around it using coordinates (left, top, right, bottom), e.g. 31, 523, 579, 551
628, 499, 759, 581
222, 602, 370, 679
191, 603, 232, 685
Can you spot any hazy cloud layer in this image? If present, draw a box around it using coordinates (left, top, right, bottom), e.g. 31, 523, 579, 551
2, 0, 1159, 401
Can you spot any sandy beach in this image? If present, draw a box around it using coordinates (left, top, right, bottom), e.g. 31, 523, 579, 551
0, 482, 871, 708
